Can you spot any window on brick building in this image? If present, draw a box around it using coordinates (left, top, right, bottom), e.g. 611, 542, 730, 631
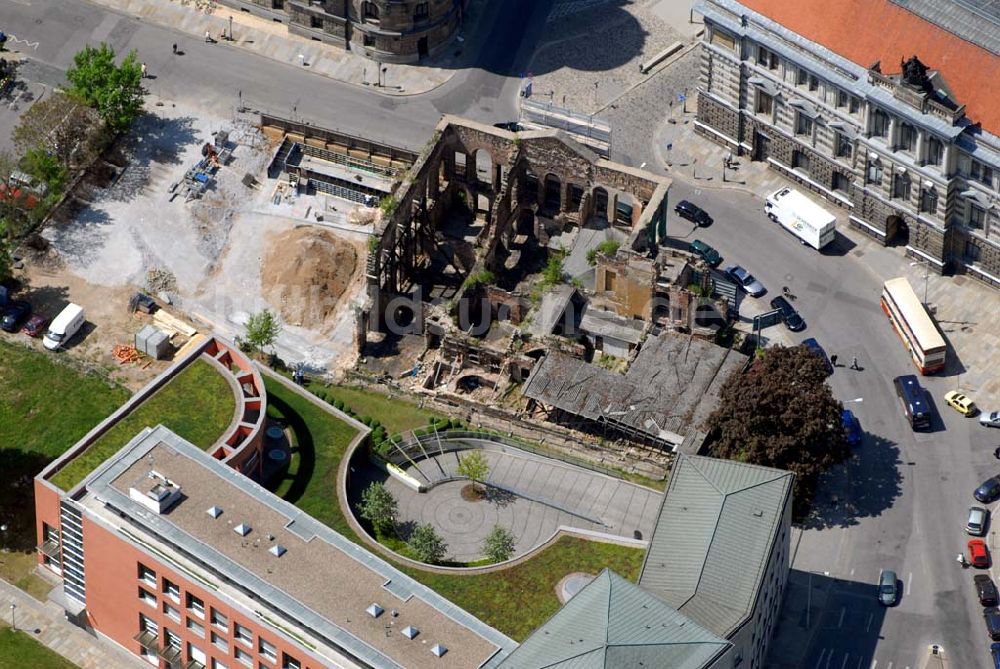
757, 46, 778, 70
808, 74, 819, 92
835, 90, 848, 108
235, 648, 252, 667
310, 15, 322, 29
755, 90, 773, 116
138, 564, 156, 588
212, 632, 229, 653
867, 159, 883, 185
898, 123, 916, 153
138, 587, 156, 608
186, 593, 205, 619
186, 616, 205, 637
259, 637, 277, 662
282, 654, 301, 669
835, 132, 852, 159
234, 622, 253, 647
920, 188, 938, 215
849, 96, 861, 114
971, 160, 995, 188
968, 203, 986, 229
795, 112, 813, 137
211, 608, 228, 631
164, 602, 181, 623
163, 578, 179, 602
871, 109, 890, 138
892, 172, 911, 200
925, 136, 943, 166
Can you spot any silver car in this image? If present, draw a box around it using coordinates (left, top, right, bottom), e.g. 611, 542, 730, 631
878, 569, 898, 606
969, 506, 989, 536
981, 411, 1000, 428
724, 265, 766, 297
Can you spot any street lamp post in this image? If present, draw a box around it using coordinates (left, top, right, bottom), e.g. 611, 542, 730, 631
9, 604, 15, 632
0, 523, 7, 553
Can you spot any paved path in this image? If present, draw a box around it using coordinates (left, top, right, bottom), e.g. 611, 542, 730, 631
0, 577, 146, 669
385, 445, 660, 562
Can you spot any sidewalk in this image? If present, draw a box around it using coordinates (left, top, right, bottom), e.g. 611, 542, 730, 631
87, 0, 486, 95
0, 576, 146, 668
656, 101, 1000, 405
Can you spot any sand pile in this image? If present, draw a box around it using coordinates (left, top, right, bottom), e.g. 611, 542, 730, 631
261, 226, 358, 329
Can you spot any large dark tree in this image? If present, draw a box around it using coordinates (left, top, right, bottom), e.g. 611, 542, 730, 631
706, 345, 849, 513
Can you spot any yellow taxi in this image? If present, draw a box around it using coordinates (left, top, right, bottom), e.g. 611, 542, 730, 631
944, 390, 977, 416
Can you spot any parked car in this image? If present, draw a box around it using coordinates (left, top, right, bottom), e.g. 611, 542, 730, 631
991, 642, 1000, 668
944, 390, 978, 416
842, 409, 862, 446
21, 314, 48, 338
976, 476, 1000, 504
769, 295, 805, 331
968, 506, 989, 536
969, 539, 991, 568
986, 608, 1000, 641
674, 200, 713, 227
0, 300, 31, 332
688, 239, 722, 267
976, 574, 999, 607
981, 411, 1000, 428
877, 569, 898, 606
724, 265, 766, 297
802, 337, 833, 375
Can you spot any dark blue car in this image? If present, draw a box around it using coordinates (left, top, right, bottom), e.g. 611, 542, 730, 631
991, 641, 1000, 668
842, 409, 862, 446
802, 338, 833, 375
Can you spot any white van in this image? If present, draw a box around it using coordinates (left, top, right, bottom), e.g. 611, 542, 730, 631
43, 303, 85, 351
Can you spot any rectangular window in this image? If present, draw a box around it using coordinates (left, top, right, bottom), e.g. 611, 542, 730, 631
893, 173, 911, 200
867, 160, 883, 185
898, 123, 916, 153
138, 564, 157, 588
211, 609, 228, 631
188, 642, 207, 665
164, 602, 181, 623
792, 149, 811, 173
213, 660, 229, 669
282, 655, 301, 669
163, 578, 179, 602
925, 137, 943, 166
414, 2, 429, 20
141, 648, 158, 666
212, 632, 229, 653
969, 203, 986, 228
138, 587, 157, 608
234, 623, 253, 647
835, 132, 852, 159
757, 46, 777, 70
259, 637, 277, 662
710, 28, 736, 50
920, 188, 938, 215
808, 74, 819, 92
795, 112, 813, 136
832, 172, 850, 193
755, 90, 773, 116
186, 593, 205, 619
836, 90, 848, 108
165, 629, 181, 650
186, 617, 205, 637
965, 240, 982, 261
849, 96, 861, 114
309, 15, 322, 29
235, 648, 253, 667
872, 109, 890, 138
140, 613, 159, 635
796, 67, 807, 85
971, 161, 995, 187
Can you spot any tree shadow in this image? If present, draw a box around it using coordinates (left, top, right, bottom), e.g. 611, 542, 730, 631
0, 449, 55, 552
18, 284, 69, 320
484, 485, 517, 508
796, 433, 903, 530
263, 394, 316, 505
42, 201, 113, 268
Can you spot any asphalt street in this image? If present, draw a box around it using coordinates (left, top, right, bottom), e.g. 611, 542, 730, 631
0, 0, 552, 151
668, 177, 997, 668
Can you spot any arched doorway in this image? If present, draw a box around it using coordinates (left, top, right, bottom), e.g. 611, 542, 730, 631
593, 187, 609, 220
543, 174, 562, 213
887, 215, 908, 246
474, 149, 494, 188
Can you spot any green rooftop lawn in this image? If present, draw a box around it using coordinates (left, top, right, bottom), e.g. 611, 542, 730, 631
304, 382, 437, 434
265, 376, 647, 641
50, 359, 236, 491
0, 627, 79, 669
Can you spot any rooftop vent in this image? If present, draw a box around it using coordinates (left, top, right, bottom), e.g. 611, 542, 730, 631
401, 625, 419, 640
207, 506, 223, 518
234, 523, 252, 537
366, 604, 384, 619
431, 644, 447, 657
129, 471, 182, 514
269, 544, 286, 557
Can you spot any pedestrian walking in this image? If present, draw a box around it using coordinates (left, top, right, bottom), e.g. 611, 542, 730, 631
993, 446, 1000, 460
172, 43, 177, 54
140, 62, 147, 78
850, 356, 859, 370
830, 354, 838, 367
205, 30, 212, 43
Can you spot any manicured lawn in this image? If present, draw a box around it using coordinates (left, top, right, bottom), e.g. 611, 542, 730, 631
0, 627, 79, 669
265, 377, 362, 542
305, 382, 438, 433
0, 340, 128, 460
403, 537, 645, 641
51, 359, 236, 491
266, 378, 647, 641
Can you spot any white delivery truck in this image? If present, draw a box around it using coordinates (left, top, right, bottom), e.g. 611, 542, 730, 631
764, 187, 837, 250
43, 303, 85, 351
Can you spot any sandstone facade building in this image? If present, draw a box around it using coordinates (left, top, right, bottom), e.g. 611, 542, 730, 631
222, 0, 463, 62
694, 0, 1000, 288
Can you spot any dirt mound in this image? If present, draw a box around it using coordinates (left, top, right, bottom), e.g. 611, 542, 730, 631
261, 227, 358, 329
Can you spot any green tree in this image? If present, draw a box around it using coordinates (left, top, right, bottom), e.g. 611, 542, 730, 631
457, 450, 490, 492
407, 523, 447, 564
542, 254, 565, 285
0, 220, 13, 284
482, 524, 516, 563
586, 239, 621, 266
21, 149, 67, 197
66, 43, 144, 132
359, 482, 398, 536
706, 345, 849, 515
244, 309, 282, 355
13, 92, 104, 169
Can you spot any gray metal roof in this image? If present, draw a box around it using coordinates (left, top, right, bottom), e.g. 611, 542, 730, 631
890, 0, 1000, 55
497, 570, 731, 669
82, 426, 515, 669
639, 455, 793, 638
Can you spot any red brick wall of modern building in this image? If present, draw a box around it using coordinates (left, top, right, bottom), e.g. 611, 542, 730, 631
82, 517, 326, 669
34, 480, 62, 567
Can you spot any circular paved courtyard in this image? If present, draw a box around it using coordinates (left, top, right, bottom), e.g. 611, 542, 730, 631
351, 442, 662, 563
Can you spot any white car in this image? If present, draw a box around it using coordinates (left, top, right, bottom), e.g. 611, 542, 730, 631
981, 411, 1000, 428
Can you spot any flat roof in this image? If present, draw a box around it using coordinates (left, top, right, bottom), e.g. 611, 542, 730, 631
82, 426, 514, 669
